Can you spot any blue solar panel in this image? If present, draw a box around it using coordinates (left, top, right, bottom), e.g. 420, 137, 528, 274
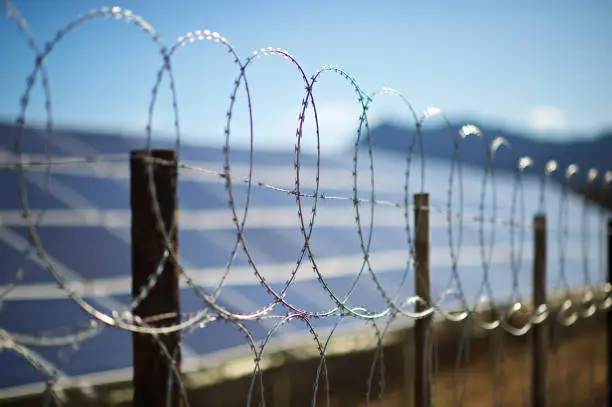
178, 230, 250, 269
49, 174, 129, 209
0, 172, 72, 210
0, 298, 92, 336
0, 125, 51, 156
57, 328, 132, 377
183, 319, 268, 356
0, 243, 55, 284
0, 351, 47, 389
225, 184, 300, 208
211, 285, 290, 315
7, 227, 131, 280
179, 181, 234, 210
0, 126, 609, 398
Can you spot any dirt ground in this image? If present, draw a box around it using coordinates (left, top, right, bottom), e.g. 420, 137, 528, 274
3, 309, 607, 407
365, 321, 607, 407
183, 310, 608, 407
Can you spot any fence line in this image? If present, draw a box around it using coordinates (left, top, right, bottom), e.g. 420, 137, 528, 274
1, 2, 612, 407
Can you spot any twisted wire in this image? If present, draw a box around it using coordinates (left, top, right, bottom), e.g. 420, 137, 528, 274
1, 3, 612, 406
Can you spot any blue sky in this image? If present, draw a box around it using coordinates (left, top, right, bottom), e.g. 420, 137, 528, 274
1, 0, 611, 153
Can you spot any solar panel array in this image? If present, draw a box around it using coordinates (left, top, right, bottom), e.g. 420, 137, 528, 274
0, 123, 608, 399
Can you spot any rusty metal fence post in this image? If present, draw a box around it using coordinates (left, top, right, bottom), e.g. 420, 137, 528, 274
130, 149, 182, 407
414, 193, 431, 407
532, 214, 548, 407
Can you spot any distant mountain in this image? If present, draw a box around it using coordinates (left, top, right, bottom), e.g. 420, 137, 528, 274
359, 122, 612, 188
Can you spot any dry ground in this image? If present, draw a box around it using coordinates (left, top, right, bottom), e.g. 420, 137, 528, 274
183, 310, 608, 407
3, 310, 608, 407
365, 318, 607, 407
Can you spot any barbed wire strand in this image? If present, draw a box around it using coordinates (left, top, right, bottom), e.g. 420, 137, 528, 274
2, 3, 612, 407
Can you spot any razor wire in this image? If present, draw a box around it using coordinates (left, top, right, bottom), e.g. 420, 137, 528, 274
1, 3, 612, 407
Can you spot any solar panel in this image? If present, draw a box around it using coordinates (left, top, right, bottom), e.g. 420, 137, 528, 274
0, 125, 607, 398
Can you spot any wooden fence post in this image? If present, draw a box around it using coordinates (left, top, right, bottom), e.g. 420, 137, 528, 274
130, 149, 182, 407
414, 193, 431, 407
403, 332, 414, 407
532, 214, 548, 407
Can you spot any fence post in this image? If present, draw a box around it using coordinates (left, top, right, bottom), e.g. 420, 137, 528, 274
532, 214, 548, 407
414, 193, 431, 407
403, 332, 414, 407
130, 149, 182, 407
607, 219, 611, 407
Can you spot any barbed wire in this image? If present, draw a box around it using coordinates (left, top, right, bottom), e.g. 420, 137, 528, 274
1, 2, 612, 406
